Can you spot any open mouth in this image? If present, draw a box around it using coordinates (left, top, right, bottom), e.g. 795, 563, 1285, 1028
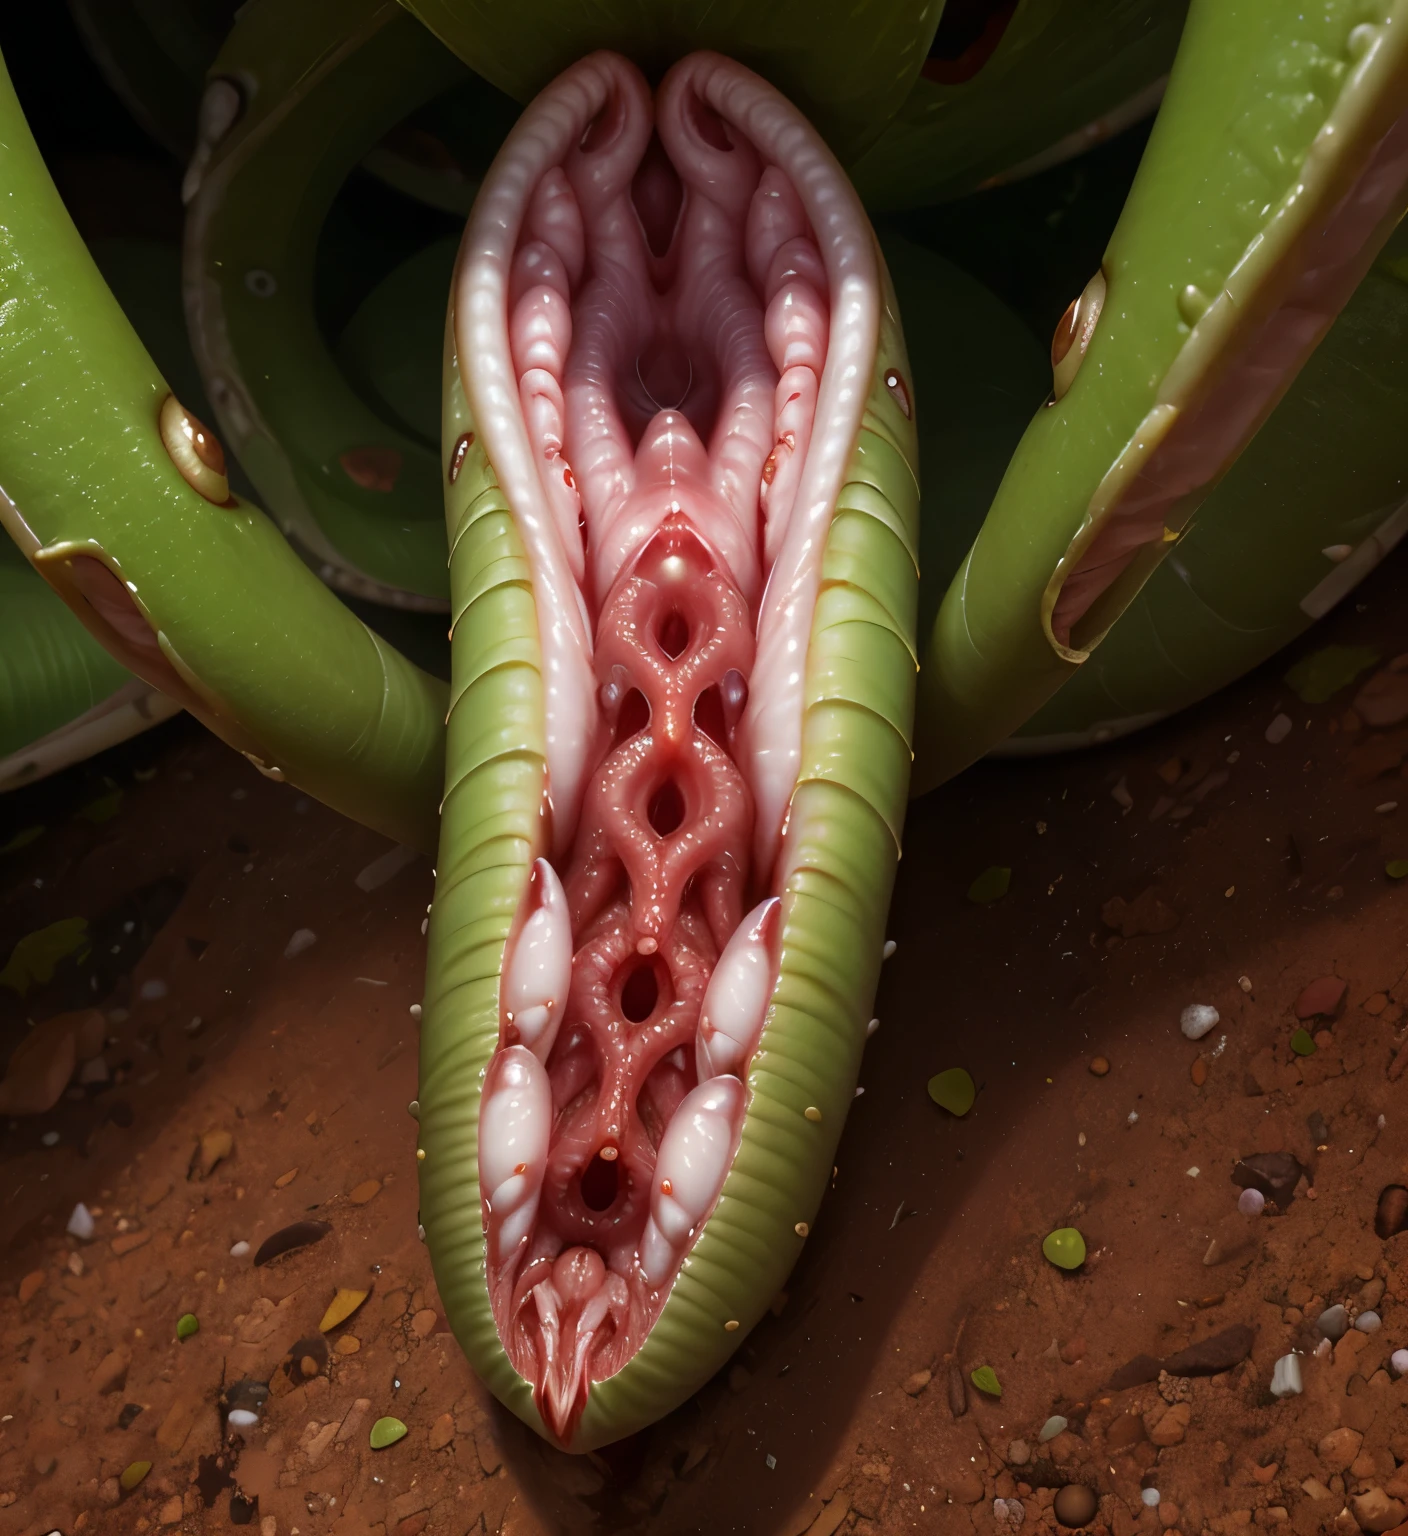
452, 50, 880, 1445
1045, 82, 1408, 657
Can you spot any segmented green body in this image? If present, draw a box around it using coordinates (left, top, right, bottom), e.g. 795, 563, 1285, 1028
419, 253, 919, 1447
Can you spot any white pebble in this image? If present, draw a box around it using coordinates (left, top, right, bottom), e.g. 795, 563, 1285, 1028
227, 1408, 259, 1429
883, 940, 897, 960
866, 1017, 880, 1037
1127, 1110, 1139, 1125
1314, 1337, 1332, 1361
1237, 975, 1253, 993
992, 1497, 1025, 1529
67, 1252, 84, 1277
1238, 1188, 1265, 1216
1265, 713, 1293, 744
1269, 1354, 1303, 1398
283, 928, 317, 959
417, 1223, 426, 1243
1391, 1349, 1408, 1377
1186, 1167, 1200, 1178
1039, 1415, 1068, 1442
66, 1203, 95, 1241
1141, 1489, 1161, 1508
409, 1003, 422, 1020
138, 978, 168, 1001
41, 1131, 59, 1147
765, 1453, 776, 1469
1181, 1003, 1220, 1040
1355, 1310, 1382, 1334
230, 1240, 251, 1258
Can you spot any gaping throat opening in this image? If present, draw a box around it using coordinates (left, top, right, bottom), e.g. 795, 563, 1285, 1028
455, 50, 877, 1446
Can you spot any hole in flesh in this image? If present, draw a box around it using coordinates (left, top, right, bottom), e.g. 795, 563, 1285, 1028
646, 778, 686, 836
579, 1152, 620, 1211
685, 90, 732, 152
922, 0, 1018, 84
693, 683, 727, 747
656, 610, 689, 659
613, 688, 650, 746
618, 961, 660, 1023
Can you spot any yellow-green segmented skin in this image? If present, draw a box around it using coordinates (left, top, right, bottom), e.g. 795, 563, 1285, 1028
0, 48, 447, 853
913, 0, 1408, 793
418, 249, 919, 1450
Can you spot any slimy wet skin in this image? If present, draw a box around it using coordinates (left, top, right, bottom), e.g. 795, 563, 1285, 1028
914, 0, 1408, 790
422, 49, 919, 1449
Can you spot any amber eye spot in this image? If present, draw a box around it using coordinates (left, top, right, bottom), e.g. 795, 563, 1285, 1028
1050, 270, 1107, 402
159, 395, 230, 503
884, 368, 911, 419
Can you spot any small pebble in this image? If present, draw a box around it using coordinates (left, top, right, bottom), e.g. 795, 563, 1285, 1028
1317, 1304, 1349, 1342
41, 1131, 59, 1147
1391, 1349, 1408, 1377
883, 939, 897, 959
227, 1409, 259, 1429
1269, 1354, 1303, 1397
1053, 1484, 1098, 1528
1238, 975, 1253, 993
1088, 1056, 1109, 1077
1355, 1310, 1382, 1334
230, 1240, 250, 1258
1180, 1004, 1220, 1040
1141, 1489, 1161, 1508
1237, 1188, 1266, 1216
1378, 802, 1399, 814
284, 928, 317, 959
138, 978, 168, 1001
66, 1203, 95, 1241
1127, 1110, 1139, 1126
1265, 713, 1293, 745
409, 1003, 422, 1020
1039, 1415, 1068, 1443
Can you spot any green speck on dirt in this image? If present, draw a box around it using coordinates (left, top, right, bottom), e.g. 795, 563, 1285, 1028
176, 1313, 199, 1340
370, 1416, 408, 1449
970, 1366, 1002, 1398
1289, 1028, 1317, 1057
0, 917, 90, 995
1042, 1227, 1087, 1270
967, 865, 1011, 904
927, 1068, 975, 1117
120, 1460, 152, 1492
1283, 644, 1380, 704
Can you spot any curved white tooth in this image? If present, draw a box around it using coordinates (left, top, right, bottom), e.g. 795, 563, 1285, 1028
695, 898, 779, 1080
639, 1075, 745, 1285
504, 858, 573, 1061
479, 1045, 552, 1262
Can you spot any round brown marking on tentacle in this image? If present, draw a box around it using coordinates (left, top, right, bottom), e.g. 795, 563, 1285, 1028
448, 430, 475, 483
159, 395, 230, 504
1050, 269, 1107, 402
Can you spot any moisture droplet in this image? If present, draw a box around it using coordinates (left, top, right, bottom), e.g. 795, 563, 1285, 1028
1177, 284, 1210, 326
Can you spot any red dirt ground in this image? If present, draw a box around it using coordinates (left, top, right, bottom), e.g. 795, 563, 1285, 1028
3, 541, 1407, 1536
